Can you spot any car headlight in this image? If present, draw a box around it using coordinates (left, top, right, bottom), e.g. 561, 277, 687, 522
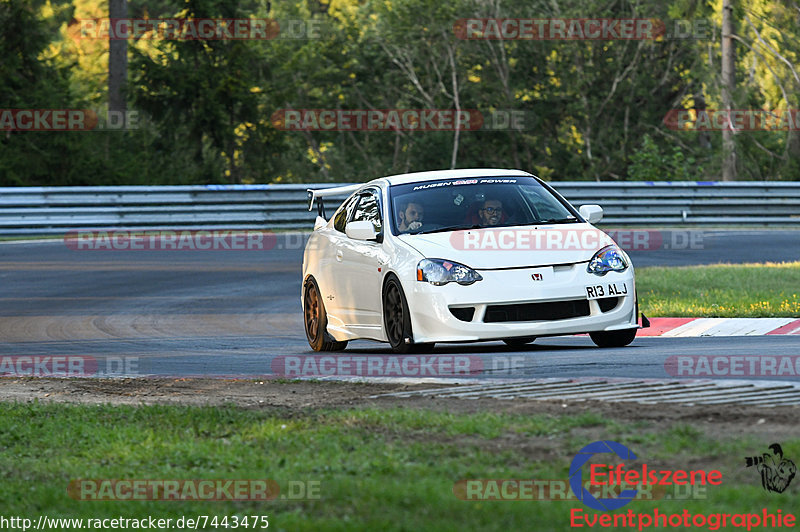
587, 245, 628, 276
416, 259, 483, 286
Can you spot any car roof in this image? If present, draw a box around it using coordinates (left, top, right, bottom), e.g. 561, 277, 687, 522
372, 168, 535, 186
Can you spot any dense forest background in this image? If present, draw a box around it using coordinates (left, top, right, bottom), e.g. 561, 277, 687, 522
2, 0, 799, 185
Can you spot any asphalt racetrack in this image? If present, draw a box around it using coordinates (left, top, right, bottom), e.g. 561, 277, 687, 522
1, 229, 799, 380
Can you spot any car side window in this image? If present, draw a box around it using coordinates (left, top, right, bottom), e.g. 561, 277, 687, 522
333, 194, 360, 233
351, 190, 383, 236
522, 188, 567, 221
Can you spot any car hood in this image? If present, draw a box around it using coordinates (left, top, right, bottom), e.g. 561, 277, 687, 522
396, 224, 614, 269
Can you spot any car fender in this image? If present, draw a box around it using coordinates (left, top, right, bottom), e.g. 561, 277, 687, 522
378, 237, 426, 342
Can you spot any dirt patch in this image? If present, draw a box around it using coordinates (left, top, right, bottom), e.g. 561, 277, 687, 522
0, 377, 405, 409
0, 377, 797, 439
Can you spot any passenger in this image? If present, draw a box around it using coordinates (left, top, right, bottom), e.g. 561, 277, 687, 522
478, 198, 504, 226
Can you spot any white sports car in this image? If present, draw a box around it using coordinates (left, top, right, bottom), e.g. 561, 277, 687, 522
302, 169, 643, 353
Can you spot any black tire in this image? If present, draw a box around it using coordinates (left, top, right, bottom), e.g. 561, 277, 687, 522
382, 276, 434, 354
409, 342, 436, 354
502, 337, 536, 347
303, 278, 348, 352
589, 328, 637, 348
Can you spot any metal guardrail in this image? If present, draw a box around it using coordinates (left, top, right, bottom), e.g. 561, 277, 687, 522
1, 181, 799, 236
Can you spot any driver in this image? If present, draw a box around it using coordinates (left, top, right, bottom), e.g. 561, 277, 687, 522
397, 200, 425, 233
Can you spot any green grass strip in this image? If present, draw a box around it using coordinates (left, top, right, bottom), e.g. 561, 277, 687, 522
637, 262, 800, 317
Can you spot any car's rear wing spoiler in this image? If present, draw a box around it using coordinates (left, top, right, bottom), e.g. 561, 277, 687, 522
306, 183, 362, 219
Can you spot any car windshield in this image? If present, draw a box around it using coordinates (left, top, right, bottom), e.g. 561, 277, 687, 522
388, 176, 578, 235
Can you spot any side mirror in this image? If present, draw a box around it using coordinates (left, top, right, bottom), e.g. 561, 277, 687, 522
579, 204, 603, 224
345, 220, 378, 241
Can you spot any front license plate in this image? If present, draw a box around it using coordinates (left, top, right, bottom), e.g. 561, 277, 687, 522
585, 282, 628, 300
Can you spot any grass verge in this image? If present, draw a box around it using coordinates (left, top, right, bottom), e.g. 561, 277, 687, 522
0, 402, 796, 531
637, 262, 800, 317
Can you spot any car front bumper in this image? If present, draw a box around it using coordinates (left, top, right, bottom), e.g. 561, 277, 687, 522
406, 263, 637, 344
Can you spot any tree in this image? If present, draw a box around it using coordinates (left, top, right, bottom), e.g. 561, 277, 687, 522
721, 0, 737, 180
108, 0, 128, 113
130, 0, 267, 182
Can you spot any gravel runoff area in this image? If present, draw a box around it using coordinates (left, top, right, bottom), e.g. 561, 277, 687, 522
0, 377, 798, 442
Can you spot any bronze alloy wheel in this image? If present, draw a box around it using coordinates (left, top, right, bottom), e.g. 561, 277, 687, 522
303, 278, 347, 352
